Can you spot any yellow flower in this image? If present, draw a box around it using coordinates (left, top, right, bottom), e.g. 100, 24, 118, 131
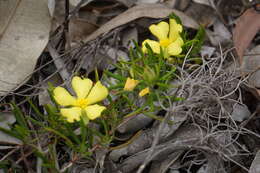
142, 19, 184, 57
53, 76, 108, 122
124, 77, 139, 91
139, 87, 150, 97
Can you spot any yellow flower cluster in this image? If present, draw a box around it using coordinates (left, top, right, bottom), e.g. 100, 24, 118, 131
142, 18, 184, 58
52, 18, 183, 123
123, 77, 150, 97
53, 76, 108, 123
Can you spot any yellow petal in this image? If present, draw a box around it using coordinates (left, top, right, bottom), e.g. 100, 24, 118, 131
139, 87, 150, 97
60, 107, 82, 122
149, 21, 169, 40
142, 39, 161, 54
124, 77, 139, 91
72, 76, 93, 99
167, 40, 183, 56
174, 37, 184, 46
53, 87, 76, 106
86, 81, 108, 105
84, 104, 106, 120
169, 19, 183, 42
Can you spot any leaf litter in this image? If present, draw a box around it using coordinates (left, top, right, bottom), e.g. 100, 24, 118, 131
0, 0, 259, 172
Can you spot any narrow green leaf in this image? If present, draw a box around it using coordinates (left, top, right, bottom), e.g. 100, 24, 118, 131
104, 71, 125, 81
11, 103, 28, 130
27, 99, 44, 119
44, 127, 74, 148
0, 126, 22, 140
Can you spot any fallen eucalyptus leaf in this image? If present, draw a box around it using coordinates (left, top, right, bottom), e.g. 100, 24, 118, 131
172, 0, 191, 11
84, 3, 199, 42
233, 8, 260, 64
185, 2, 216, 26
149, 151, 182, 173
242, 45, 260, 88
0, 0, 19, 37
117, 113, 154, 133
0, 0, 51, 95
118, 125, 205, 173
249, 150, 260, 173
109, 111, 187, 161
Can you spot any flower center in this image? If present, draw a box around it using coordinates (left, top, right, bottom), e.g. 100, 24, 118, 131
75, 98, 88, 108
159, 39, 171, 47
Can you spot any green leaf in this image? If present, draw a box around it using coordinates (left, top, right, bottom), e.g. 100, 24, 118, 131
143, 112, 164, 121
161, 67, 177, 81
79, 117, 87, 153
184, 26, 205, 57
44, 104, 58, 116
11, 103, 28, 130
27, 99, 44, 119
0, 126, 22, 140
63, 123, 80, 144
169, 13, 182, 25
44, 127, 74, 148
104, 70, 125, 81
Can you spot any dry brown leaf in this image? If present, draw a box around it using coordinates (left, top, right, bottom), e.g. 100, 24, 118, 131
0, 0, 51, 95
84, 3, 199, 42
233, 8, 260, 64
69, 18, 98, 42
185, 2, 216, 26
51, 1, 98, 42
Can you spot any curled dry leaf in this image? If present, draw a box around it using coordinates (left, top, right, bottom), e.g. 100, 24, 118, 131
117, 113, 154, 133
0, 0, 51, 95
233, 8, 260, 64
109, 112, 187, 162
233, 8, 260, 97
84, 3, 199, 42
